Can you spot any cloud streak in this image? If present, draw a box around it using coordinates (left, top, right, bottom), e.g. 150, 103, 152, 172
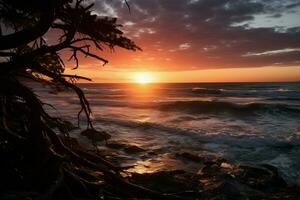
90, 0, 300, 71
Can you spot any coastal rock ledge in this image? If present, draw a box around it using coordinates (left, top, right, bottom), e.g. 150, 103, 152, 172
128, 158, 300, 200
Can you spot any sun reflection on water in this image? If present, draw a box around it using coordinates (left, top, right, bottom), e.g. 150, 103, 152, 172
126, 154, 183, 174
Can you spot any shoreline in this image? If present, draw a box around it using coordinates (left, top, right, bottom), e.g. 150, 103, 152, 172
77, 131, 300, 199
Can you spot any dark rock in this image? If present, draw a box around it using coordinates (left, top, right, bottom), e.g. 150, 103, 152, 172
58, 135, 79, 146
198, 163, 221, 176
129, 170, 200, 194
195, 158, 295, 199
106, 141, 127, 149
202, 180, 244, 200
147, 151, 158, 156
106, 141, 145, 154
235, 164, 287, 191
80, 129, 111, 142
201, 179, 265, 200
175, 151, 204, 163
58, 135, 89, 150
124, 145, 145, 154
260, 164, 287, 188
270, 186, 300, 199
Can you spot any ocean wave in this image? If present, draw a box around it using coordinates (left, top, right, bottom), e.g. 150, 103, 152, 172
191, 88, 222, 95
79, 98, 300, 117
82, 88, 125, 95
94, 116, 300, 184
155, 101, 300, 116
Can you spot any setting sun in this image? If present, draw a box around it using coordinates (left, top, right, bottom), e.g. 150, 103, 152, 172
134, 72, 154, 84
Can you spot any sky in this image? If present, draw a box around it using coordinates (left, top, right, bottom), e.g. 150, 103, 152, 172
66, 0, 300, 83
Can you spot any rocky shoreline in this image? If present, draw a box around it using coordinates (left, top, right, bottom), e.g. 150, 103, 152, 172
79, 131, 300, 200
1, 131, 300, 200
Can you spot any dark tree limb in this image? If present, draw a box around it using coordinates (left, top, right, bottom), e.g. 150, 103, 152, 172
0, 0, 55, 50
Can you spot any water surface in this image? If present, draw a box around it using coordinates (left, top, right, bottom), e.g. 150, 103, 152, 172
35, 82, 300, 184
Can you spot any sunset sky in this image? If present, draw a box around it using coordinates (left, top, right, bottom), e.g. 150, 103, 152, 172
66, 0, 300, 83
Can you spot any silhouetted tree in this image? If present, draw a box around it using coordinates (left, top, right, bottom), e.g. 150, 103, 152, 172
0, 0, 178, 199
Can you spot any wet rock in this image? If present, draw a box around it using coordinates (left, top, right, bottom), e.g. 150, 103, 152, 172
124, 145, 145, 154
202, 179, 244, 200
80, 129, 111, 142
58, 135, 89, 150
129, 170, 201, 194
261, 164, 287, 188
58, 134, 80, 146
198, 163, 220, 176
106, 141, 127, 149
202, 178, 265, 200
197, 158, 228, 176
194, 158, 295, 199
220, 162, 235, 170
106, 141, 145, 154
147, 151, 158, 156
270, 186, 300, 199
235, 164, 287, 191
175, 151, 204, 163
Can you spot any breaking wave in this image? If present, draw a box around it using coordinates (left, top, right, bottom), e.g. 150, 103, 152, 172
155, 101, 300, 116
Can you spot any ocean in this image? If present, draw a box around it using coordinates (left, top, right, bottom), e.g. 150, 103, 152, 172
34, 82, 300, 185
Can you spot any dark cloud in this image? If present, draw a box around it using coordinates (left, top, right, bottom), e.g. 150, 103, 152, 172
91, 0, 300, 71
286, 2, 300, 9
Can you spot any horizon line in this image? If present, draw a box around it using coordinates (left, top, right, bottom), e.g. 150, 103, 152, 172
79, 80, 300, 84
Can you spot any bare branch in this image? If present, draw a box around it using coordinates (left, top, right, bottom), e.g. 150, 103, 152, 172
0, 1, 55, 50
69, 46, 108, 65
61, 74, 92, 81
125, 0, 131, 14
0, 51, 15, 57
32, 63, 94, 129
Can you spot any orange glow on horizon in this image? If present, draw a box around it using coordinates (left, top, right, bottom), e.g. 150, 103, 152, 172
65, 65, 300, 83
134, 72, 154, 84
